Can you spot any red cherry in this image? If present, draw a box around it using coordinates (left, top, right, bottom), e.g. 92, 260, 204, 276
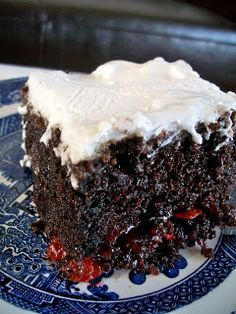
47, 239, 102, 282
68, 260, 78, 272
69, 257, 102, 282
164, 233, 174, 240
150, 227, 158, 236
91, 260, 102, 278
47, 238, 67, 262
107, 229, 120, 242
82, 258, 94, 274
174, 208, 202, 220
128, 241, 142, 253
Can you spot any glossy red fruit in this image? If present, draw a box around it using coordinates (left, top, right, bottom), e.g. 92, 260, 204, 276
69, 257, 102, 282
47, 238, 67, 262
150, 227, 158, 236
107, 229, 121, 242
164, 233, 174, 240
128, 241, 142, 253
174, 208, 202, 220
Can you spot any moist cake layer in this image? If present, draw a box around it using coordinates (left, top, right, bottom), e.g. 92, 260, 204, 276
22, 98, 236, 279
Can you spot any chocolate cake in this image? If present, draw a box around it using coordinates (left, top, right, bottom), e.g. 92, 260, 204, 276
20, 58, 236, 282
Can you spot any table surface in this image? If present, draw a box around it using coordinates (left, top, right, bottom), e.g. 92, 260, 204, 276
0, 63, 235, 314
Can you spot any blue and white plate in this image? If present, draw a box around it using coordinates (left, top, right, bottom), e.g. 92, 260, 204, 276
0, 78, 235, 314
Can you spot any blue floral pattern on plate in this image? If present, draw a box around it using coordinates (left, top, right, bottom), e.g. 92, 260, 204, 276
0, 78, 235, 313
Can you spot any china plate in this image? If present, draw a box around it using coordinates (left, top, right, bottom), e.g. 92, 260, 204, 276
0, 78, 235, 314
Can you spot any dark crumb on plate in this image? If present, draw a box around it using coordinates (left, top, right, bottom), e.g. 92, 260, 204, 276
31, 219, 45, 234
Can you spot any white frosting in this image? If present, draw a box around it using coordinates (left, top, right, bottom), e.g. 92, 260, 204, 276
20, 154, 31, 168
25, 57, 236, 165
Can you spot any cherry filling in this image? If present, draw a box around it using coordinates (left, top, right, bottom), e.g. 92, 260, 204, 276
164, 233, 174, 240
68, 258, 102, 282
47, 237, 102, 282
47, 237, 67, 261
46, 206, 208, 282
174, 208, 203, 220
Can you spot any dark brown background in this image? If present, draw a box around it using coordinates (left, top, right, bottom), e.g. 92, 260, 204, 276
0, 0, 236, 91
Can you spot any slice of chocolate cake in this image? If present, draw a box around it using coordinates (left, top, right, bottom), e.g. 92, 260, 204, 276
20, 58, 236, 282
